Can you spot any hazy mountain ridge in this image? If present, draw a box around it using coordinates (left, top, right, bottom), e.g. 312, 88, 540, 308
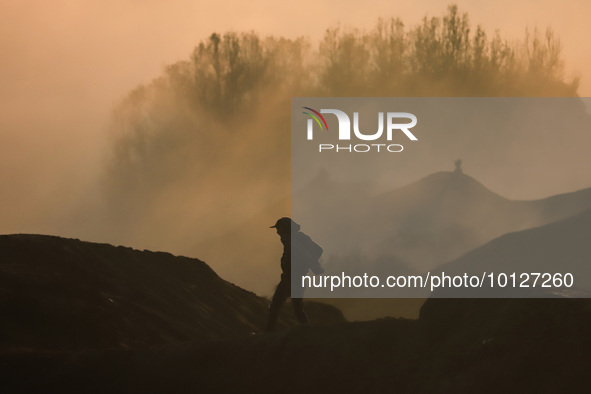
297, 170, 591, 275
371, 171, 591, 270
0, 234, 344, 352
432, 208, 591, 297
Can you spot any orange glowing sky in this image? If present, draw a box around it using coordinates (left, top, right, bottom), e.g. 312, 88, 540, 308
1, 0, 590, 232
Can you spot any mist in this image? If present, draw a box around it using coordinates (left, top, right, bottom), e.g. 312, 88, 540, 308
2, 1, 591, 296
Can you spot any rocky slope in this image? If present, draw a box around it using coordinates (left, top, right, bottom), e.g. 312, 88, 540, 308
0, 234, 344, 352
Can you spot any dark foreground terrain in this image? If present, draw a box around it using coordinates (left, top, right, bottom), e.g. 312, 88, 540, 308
2, 298, 590, 393
1, 235, 590, 393
0, 234, 343, 352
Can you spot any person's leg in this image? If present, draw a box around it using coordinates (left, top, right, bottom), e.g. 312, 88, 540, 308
291, 298, 309, 325
265, 279, 289, 332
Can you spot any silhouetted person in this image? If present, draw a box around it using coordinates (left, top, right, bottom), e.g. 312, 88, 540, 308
454, 159, 463, 174
265, 217, 324, 332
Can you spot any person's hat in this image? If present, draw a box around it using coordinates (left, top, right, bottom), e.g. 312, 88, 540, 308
270, 217, 292, 229
270, 217, 301, 233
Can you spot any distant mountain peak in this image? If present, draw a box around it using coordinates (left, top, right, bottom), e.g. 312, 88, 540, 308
397, 170, 505, 205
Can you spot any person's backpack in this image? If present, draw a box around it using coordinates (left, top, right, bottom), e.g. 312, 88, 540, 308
292, 232, 324, 274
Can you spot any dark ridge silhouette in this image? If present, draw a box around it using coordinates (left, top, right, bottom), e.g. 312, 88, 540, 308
0, 234, 344, 352
2, 297, 589, 393
431, 208, 591, 297
298, 170, 591, 273
371, 171, 591, 269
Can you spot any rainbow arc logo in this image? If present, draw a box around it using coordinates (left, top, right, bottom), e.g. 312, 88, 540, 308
302, 107, 328, 132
